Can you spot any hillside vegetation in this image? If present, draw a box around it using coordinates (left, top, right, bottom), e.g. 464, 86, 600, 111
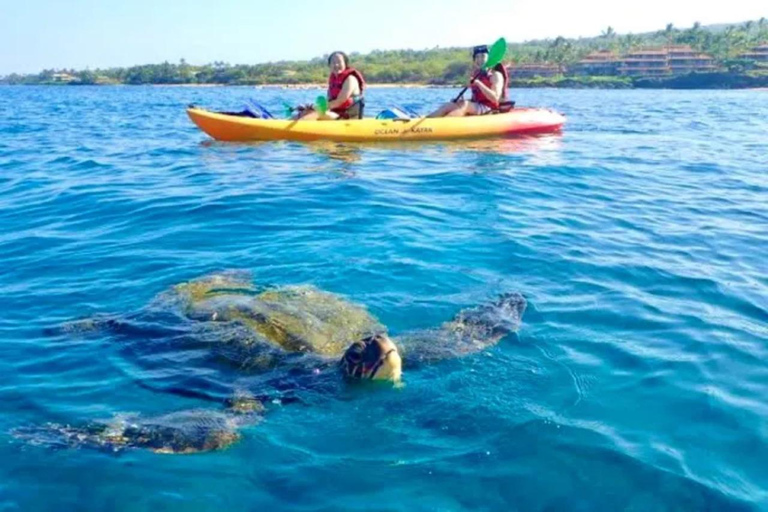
2, 20, 766, 86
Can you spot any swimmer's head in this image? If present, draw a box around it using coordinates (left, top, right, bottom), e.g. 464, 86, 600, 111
472, 45, 489, 68
328, 51, 350, 74
341, 333, 402, 382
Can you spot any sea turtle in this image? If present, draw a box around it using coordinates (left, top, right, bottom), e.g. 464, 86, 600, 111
14, 270, 526, 454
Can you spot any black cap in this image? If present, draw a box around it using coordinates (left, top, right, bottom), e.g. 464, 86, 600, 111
472, 45, 489, 57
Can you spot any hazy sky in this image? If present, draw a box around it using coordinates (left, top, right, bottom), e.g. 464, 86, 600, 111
1, 0, 766, 74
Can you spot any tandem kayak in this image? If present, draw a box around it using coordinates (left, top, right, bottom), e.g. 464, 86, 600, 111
187, 106, 565, 142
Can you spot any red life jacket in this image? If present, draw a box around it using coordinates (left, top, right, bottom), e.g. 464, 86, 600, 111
471, 65, 509, 108
327, 68, 366, 115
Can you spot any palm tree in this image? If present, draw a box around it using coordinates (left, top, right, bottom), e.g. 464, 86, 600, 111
734, 26, 750, 51
179, 58, 193, 82
601, 26, 616, 39
620, 34, 639, 53
664, 23, 676, 45
759, 18, 768, 42
548, 37, 574, 72
681, 21, 705, 48
719, 26, 750, 59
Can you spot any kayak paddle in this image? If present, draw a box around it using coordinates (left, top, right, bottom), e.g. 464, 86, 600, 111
282, 101, 296, 118
452, 37, 507, 102
282, 96, 329, 118
244, 99, 275, 119
315, 95, 328, 116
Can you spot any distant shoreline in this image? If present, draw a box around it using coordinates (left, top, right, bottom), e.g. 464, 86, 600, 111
4, 19, 766, 91
3, 75, 767, 90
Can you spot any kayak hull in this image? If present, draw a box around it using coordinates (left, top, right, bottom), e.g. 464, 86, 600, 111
187, 107, 565, 142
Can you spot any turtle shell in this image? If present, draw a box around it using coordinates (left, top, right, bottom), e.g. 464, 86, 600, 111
170, 273, 383, 357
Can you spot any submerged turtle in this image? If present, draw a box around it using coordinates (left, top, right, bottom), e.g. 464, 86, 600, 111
15, 270, 526, 454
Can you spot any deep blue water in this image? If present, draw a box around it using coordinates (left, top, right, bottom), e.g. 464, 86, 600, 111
1, 85, 767, 511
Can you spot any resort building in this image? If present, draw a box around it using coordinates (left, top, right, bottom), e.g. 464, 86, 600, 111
617, 48, 671, 77
509, 63, 562, 78
739, 44, 768, 63
510, 45, 718, 79
616, 46, 717, 77
667, 45, 717, 74
569, 50, 620, 76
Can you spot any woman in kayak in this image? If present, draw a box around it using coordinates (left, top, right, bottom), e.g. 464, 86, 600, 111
297, 51, 366, 120
428, 45, 508, 118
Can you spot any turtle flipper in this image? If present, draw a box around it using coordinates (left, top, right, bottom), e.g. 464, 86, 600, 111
52, 314, 121, 335
12, 407, 261, 454
48, 312, 186, 341
398, 293, 527, 364
448, 292, 527, 342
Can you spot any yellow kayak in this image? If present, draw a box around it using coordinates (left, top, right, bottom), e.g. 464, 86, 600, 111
187, 106, 565, 142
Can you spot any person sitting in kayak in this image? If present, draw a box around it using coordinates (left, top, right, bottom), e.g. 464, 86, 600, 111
297, 51, 365, 120
428, 45, 509, 118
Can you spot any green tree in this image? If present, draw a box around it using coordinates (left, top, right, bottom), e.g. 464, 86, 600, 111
601, 26, 616, 39
620, 34, 640, 53
662, 23, 677, 45
680, 21, 705, 49
547, 36, 575, 72
77, 70, 99, 84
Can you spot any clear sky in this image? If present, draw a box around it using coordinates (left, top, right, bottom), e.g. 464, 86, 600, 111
1, 0, 766, 74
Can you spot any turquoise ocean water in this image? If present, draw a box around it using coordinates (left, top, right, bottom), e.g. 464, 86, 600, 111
0, 85, 766, 511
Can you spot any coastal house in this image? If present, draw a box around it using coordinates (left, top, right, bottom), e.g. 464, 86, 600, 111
509, 63, 562, 78
52, 73, 76, 83
739, 44, 768, 63
569, 50, 620, 76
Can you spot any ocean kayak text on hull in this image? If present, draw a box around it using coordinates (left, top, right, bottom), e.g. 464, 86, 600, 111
187, 107, 565, 142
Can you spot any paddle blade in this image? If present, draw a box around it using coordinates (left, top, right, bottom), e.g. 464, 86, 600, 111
315, 95, 328, 115
282, 101, 294, 118
486, 37, 507, 69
